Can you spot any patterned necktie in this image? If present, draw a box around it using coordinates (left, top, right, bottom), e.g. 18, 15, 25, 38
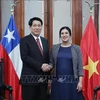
36, 38, 43, 55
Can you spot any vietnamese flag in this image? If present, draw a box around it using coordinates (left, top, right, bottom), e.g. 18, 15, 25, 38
0, 15, 22, 100
80, 15, 100, 100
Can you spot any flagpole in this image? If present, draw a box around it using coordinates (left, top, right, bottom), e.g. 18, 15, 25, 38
9, 0, 20, 15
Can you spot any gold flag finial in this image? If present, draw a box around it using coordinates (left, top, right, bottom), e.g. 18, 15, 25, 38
85, 1, 99, 15
9, 0, 20, 15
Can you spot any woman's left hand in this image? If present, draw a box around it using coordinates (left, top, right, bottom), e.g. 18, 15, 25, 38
76, 81, 82, 92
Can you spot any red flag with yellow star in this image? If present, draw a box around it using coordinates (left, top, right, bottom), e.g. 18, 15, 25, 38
80, 15, 100, 100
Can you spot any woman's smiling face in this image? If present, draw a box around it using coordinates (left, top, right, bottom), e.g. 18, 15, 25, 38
60, 28, 70, 43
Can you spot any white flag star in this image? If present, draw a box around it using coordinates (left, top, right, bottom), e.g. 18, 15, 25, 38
4, 29, 15, 43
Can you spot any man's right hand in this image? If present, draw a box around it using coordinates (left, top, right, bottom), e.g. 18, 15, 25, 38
41, 64, 50, 72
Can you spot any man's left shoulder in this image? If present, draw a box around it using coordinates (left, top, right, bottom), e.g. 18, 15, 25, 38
41, 36, 48, 41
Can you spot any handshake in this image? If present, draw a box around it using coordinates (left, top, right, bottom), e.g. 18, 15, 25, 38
41, 64, 52, 72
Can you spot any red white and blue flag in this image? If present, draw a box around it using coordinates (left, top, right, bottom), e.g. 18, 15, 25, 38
0, 15, 22, 100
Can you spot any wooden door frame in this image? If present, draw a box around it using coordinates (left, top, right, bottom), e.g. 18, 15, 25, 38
94, 0, 99, 39
14, 0, 24, 38
72, 0, 82, 45
44, 0, 83, 46
44, 0, 53, 50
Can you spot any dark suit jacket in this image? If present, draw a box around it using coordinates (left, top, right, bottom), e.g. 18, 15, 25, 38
49, 44, 84, 79
19, 34, 49, 85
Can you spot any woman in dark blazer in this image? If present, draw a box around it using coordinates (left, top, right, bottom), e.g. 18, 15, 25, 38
50, 26, 84, 100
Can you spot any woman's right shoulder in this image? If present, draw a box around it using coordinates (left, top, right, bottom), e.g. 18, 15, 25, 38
52, 44, 60, 49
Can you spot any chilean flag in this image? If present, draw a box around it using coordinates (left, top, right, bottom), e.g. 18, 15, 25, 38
0, 15, 22, 100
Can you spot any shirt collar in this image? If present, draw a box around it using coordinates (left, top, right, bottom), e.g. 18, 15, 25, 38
31, 33, 41, 41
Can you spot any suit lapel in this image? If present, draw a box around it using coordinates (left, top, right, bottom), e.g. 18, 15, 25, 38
30, 34, 43, 56
41, 37, 46, 52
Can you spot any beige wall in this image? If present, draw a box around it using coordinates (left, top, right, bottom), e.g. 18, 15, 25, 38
24, 0, 44, 36
1, 0, 97, 43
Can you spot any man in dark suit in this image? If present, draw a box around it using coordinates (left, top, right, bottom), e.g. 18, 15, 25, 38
20, 17, 51, 100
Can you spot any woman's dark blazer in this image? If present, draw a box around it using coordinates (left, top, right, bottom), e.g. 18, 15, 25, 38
50, 44, 84, 79
19, 34, 49, 85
